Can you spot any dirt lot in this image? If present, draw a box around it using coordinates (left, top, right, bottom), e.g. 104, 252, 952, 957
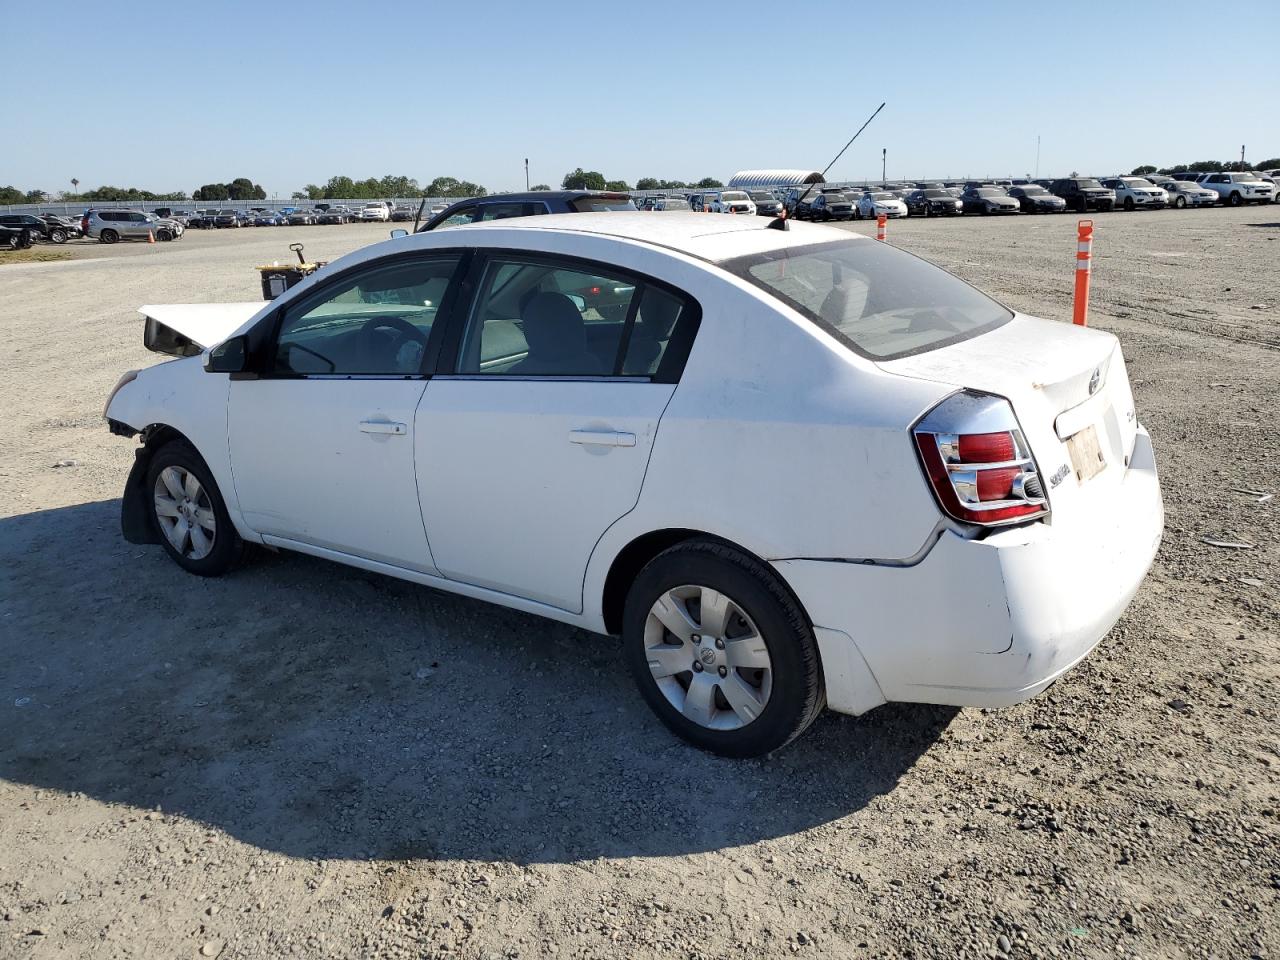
1, 211, 1277, 959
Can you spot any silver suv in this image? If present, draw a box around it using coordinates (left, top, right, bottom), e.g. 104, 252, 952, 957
82, 209, 185, 243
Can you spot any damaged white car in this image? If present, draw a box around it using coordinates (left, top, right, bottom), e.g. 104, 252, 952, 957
104, 213, 1163, 756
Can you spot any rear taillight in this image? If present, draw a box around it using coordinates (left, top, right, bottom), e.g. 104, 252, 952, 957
913, 392, 1048, 527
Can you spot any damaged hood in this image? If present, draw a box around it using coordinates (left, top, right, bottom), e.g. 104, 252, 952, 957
139, 303, 265, 352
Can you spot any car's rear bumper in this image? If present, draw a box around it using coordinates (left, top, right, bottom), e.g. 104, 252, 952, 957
775, 426, 1162, 714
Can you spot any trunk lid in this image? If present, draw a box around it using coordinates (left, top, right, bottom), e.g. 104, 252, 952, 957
879, 313, 1139, 524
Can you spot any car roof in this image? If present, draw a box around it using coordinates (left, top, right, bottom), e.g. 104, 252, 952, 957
410, 211, 865, 263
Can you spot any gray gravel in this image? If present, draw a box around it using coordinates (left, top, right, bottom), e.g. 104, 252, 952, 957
1, 211, 1277, 958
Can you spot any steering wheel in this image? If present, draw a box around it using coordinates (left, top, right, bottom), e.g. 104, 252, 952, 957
359, 315, 428, 372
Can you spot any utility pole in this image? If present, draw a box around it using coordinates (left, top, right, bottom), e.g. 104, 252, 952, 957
524, 158, 530, 191
881, 148, 886, 184
1035, 135, 1041, 178
1241, 144, 1246, 171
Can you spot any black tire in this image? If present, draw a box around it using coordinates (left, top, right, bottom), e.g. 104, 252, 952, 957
49, 228, 67, 244
1228, 191, 1242, 207
623, 539, 824, 757
157, 229, 172, 241
1123, 197, 1135, 211
1175, 196, 1186, 208
99, 229, 119, 244
145, 441, 245, 577
4, 232, 18, 250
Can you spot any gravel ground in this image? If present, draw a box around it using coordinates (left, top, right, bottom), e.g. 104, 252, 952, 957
1, 211, 1277, 959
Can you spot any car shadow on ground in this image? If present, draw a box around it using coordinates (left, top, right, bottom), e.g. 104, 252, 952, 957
0, 500, 955, 864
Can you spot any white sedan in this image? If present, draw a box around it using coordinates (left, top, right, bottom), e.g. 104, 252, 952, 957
104, 213, 1163, 756
856, 191, 909, 219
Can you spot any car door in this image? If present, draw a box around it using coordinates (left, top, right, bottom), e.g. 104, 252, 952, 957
415, 251, 699, 612
227, 251, 466, 572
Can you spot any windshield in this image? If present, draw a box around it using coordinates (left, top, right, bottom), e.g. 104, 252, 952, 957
870, 192, 894, 200
725, 238, 1011, 361
1018, 186, 1047, 195
749, 191, 774, 201
571, 197, 637, 212
1230, 173, 1259, 182
976, 189, 1004, 198
720, 191, 749, 201
1076, 180, 1104, 189
922, 189, 948, 197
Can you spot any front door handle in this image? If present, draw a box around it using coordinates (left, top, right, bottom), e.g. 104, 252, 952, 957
359, 420, 407, 436
569, 429, 636, 448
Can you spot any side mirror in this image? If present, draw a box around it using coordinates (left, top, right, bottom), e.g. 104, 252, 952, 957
204, 335, 248, 374
389, 228, 408, 239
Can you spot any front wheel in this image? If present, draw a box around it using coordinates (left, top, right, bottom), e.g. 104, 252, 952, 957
156, 229, 172, 241
623, 539, 823, 757
1175, 196, 1186, 208
1228, 191, 1243, 207
145, 442, 245, 576
49, 228, 67, 243
1123, 197, 1135, 211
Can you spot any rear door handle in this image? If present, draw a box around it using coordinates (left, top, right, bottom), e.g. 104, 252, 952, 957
569, 429, 636, 448
359, 420, 407, 436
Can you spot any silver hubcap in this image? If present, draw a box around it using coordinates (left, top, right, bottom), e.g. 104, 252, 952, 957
643, 585, 772, 731
153, 466, 216, 560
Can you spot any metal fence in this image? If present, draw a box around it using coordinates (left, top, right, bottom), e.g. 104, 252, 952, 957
0, 198, 459, 217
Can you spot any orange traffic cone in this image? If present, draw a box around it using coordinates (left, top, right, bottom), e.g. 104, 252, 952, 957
148, 229, 155, 244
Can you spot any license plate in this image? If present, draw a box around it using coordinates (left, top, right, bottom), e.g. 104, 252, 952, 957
1066, 424, 1106, 484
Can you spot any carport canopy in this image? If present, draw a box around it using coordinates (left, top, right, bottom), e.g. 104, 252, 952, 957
727, 169, 826, 189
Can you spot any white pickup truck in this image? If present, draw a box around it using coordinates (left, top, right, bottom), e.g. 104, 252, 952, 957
1198, 172, 1275, 206
709, 191, 757, 215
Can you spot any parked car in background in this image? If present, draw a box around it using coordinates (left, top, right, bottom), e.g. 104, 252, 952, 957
360, 201, 391, 222
1050, 178, 1115, 212
1199, 171, 1275, 205
904, 188, 963, 217
1102, 178, 1168, 210
0, 213, 64, 243
213, 210, 243, 228
709, 191, 757, 215
39, 214, 83, 240
105, 213, 1162, 757
747, 190, 784, 216
961, 187, 1020, 215
286, 210, 317, 225
1161, 180, 1216, 208
1007, 185, 1067, 214
390, 205, 417, 221
652, 196, 689, 211
83, 209, 185, 243
253, 212, 284, 227
857, 190, 909, 219
417, 191, 635, 232
1145, 175, 1175, 187
1255, 174, 1280, 202
783, 189, 817, 220
318, 209, 351, 225
1, 224, 35, 249
809, 189, 856, 221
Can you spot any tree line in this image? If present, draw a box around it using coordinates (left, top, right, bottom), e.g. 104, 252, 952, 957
1130, 157, 1280, 176
294, 175, 487, 200
559, 168, 724, 192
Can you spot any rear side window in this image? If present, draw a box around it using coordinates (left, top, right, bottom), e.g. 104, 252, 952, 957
725, 238, 1011, 361
454, 255, 697, 380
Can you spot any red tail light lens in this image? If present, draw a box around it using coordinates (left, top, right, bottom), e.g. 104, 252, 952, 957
913, 392, 1049, 527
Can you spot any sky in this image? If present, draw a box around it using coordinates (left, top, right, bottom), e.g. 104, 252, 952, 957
7, 0, 1276, 198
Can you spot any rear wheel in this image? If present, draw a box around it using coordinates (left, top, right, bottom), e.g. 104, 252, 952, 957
4, 232, 18, 250
1175, 196, 1186, 208
1228, 191, 1243, 207
49, 228, 67, 243
623, 539, 823, 757
99, 229, 119, 244
145, 442, 245, 577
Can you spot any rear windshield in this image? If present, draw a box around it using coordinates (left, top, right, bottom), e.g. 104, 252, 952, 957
571, 197, 637, 212
723, 238, 1011, 361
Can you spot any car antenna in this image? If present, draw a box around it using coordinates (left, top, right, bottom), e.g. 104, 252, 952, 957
770, 101, 886, 232
411, 196, 427, 233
